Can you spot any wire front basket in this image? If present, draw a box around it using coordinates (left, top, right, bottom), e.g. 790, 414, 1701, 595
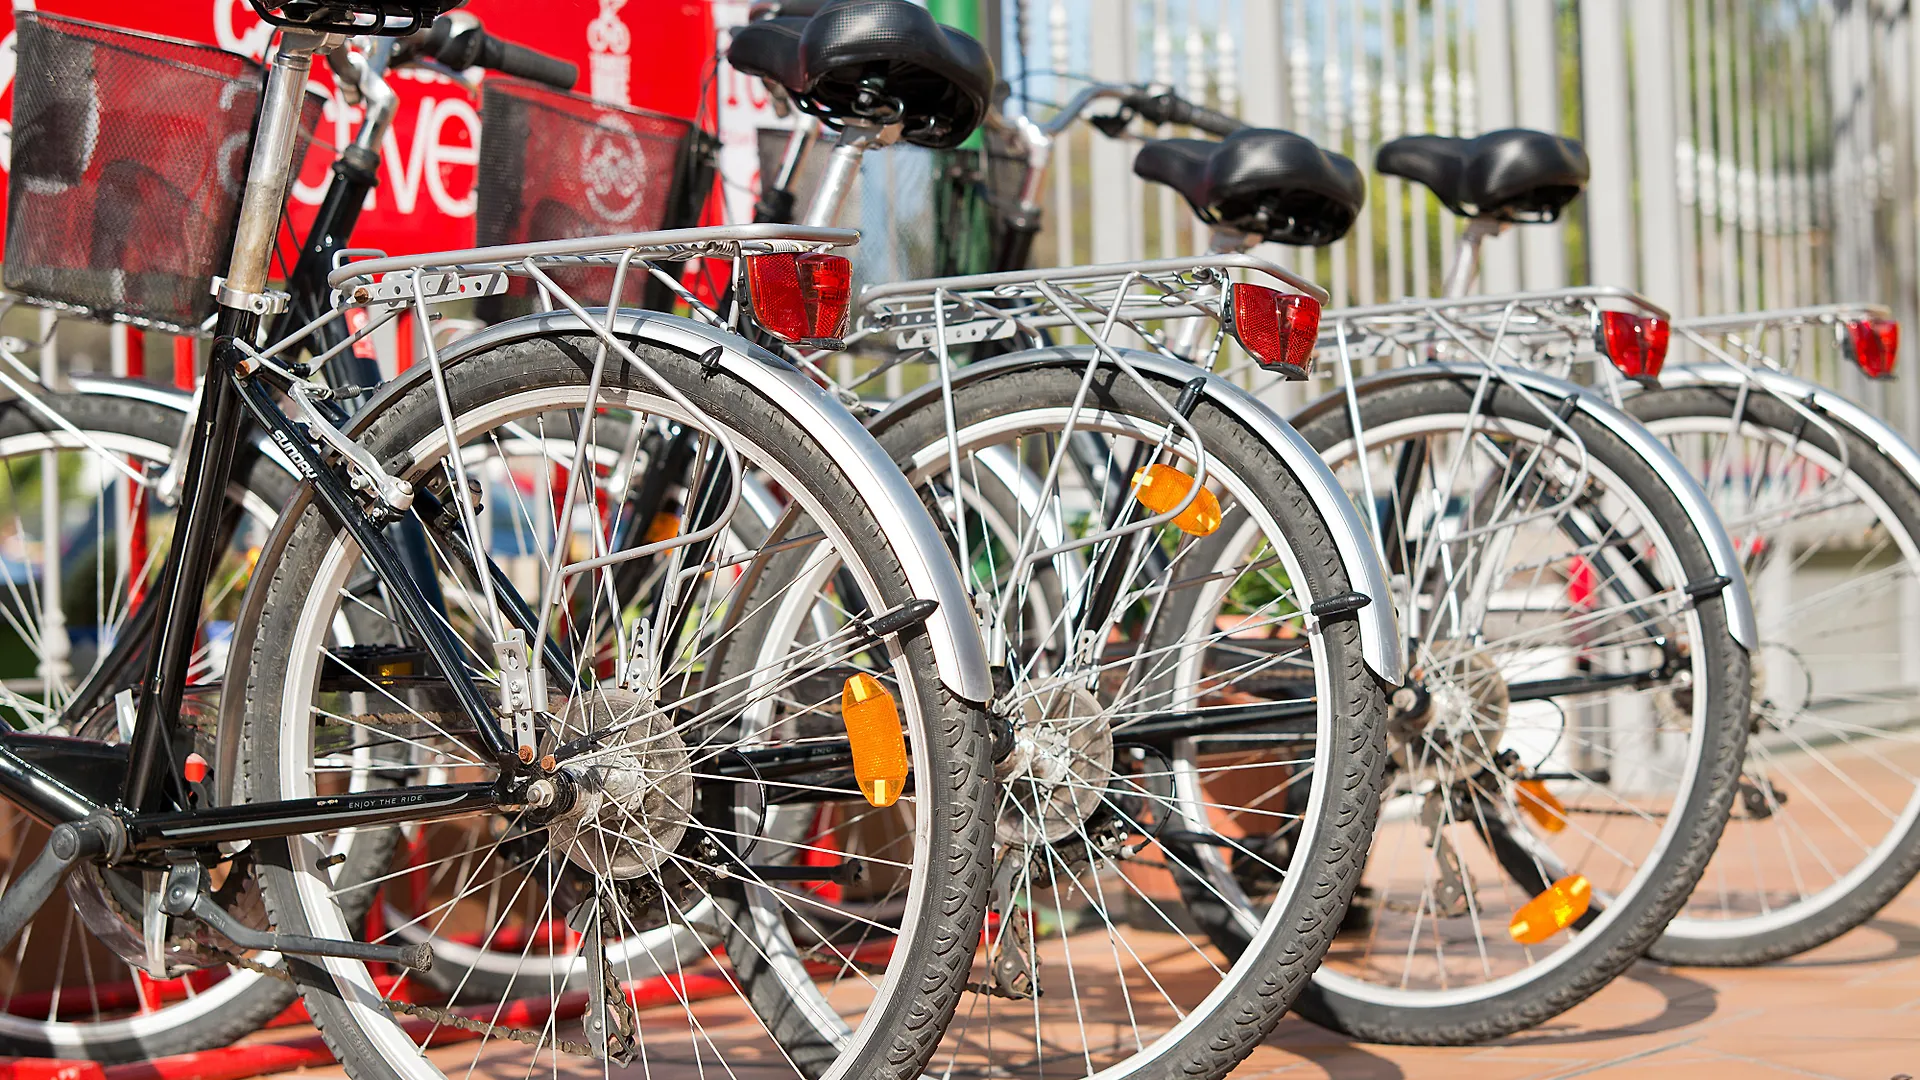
475, 78, 715, 320
3, 13, 312, 334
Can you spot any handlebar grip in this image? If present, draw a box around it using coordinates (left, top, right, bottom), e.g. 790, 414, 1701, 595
1126, 91, 1244, 137
424, 17, 578, 91
477, 36, 579, 91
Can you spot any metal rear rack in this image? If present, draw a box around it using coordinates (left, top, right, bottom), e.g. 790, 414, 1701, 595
1215, 286, 1670, 386
1671, 303, 1891, 379
852, 252, 1324, 365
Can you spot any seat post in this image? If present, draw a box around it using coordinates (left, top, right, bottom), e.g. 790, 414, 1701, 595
1441, 216, 1505, 299
802, 120, 889, 227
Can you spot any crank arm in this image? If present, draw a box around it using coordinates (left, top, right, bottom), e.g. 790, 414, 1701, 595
162, 863, 433, 971
0, 815, 120, 948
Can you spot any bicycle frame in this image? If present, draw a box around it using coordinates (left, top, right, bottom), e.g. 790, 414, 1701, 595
0, 31, 531, 849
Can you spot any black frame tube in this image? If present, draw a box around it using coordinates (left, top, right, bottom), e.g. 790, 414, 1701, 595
125, 781, 500, 850
122, 311, 259, 812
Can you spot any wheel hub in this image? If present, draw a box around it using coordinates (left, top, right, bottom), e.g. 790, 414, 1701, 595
995, 681, 1112, 846
544, 689, 693, 880
1392, 643, 1510, 777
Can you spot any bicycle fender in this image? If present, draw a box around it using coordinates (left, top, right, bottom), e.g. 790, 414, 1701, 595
1293, 362, 1758, 652
418, 309, 995, 704
875, 345, 1404, 686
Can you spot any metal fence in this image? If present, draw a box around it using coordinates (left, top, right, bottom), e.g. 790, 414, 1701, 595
1001, 0, 1920, 437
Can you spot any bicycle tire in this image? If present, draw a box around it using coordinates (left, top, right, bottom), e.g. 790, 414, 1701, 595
241, 331, 994, 1080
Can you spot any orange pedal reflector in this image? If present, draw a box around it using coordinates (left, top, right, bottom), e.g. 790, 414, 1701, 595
644, 512, 681, 544
1515, 779, 1567, 833
1508, 874, 1591, 945
1131, 463, 1222, 537
841, 673, 909, 807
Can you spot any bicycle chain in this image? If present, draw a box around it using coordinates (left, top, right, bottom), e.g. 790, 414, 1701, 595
175, 938, 623, 1060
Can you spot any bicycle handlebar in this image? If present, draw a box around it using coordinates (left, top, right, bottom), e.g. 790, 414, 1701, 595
1120, 90, 1244, 137
1034, 83, 1245, 139
412, 13, 578, 90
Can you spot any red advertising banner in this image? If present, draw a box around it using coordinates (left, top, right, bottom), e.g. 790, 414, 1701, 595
0, 0, 714, 255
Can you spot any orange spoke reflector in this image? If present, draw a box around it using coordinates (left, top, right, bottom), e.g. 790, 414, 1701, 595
1516, 779, 1567, 833
1509, 874, 1591, 945
644, 512, 681, 544
842, 673, 909, 807
1131, 464, 1222, 537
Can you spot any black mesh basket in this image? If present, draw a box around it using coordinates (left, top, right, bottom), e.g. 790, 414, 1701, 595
4, 13, 314, 333
476, 79, 716, 320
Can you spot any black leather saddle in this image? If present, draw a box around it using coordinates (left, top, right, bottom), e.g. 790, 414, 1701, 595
1133, 129, 1364, 246
728, 0, 994, 149
1376, 129, 1588, 222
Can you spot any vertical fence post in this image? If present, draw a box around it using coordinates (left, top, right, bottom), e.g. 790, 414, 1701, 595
1473, 0, 1521, 293
1088, 1, 1137, 265
1512, 0, 1564, 288
1630, 0, 1682, 311
1580, 0, 1634, 291
1049, 0, 1074, 268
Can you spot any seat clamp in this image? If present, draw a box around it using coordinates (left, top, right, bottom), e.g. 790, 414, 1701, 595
211, 276, 290, 316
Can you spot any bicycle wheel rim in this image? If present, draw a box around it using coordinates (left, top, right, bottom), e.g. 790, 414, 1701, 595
873, 381, 1366, 1078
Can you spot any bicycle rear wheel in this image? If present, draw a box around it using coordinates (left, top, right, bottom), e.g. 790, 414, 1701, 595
1629, 381, 1920, 964
241, 330, 994, 1080
1284, 371, 1748, 1044
807, 354, 1389, 1080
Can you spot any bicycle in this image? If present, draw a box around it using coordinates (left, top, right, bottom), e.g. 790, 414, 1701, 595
724, 11, 1395, 1077
0, 5, 1005, 1079
1116, 118, 1756, 1043
1618, 304, 1920, 966
0, 10, 593, 1058
1359, 130, 1920, 974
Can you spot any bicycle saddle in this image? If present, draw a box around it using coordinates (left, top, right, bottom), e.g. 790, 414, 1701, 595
1375, 129, 1588, 222
727, 0, 993, 149
728, 16, 808, 91
1134, 128, 1364, 246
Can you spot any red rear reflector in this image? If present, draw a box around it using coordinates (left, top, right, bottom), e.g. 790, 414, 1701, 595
745, 252, 853, 347
1845, 317, 1899, 379
1597, 311, 1669, 381
1225, 282, 1320, 378
183, 752, 209, 784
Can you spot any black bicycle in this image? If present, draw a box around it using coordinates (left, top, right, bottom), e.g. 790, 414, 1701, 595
0, 5, 1001, 1078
